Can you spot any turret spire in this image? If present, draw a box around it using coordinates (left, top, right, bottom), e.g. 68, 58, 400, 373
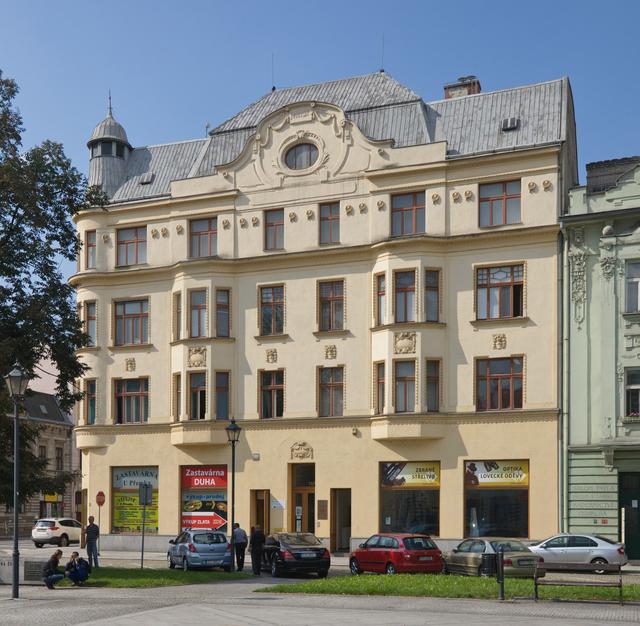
107, 89, 113, 118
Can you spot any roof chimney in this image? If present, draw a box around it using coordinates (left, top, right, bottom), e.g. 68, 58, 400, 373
444, 76, 481, 99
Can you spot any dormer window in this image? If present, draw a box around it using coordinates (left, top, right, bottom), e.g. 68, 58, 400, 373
285, 143, 318, 170
101, 141, 113, 156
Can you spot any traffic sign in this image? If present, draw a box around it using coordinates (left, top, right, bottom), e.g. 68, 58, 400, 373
96, 491, 106, 507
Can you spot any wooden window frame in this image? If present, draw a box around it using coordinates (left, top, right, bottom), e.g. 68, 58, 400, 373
55, 446, 64, 471
394, 360, 416, 414
114, 299, 149, 346
188, 371, 207, 420
38, 445, 47, 462
424, 269, 440, 323
478, 180, 521, 227
475, 356, 523, 412
259, 285, 285, 336
85, 301, 97, 346
375, 273, 386, 326
85, 379, 97, 425
319, 202, 340, 245
173, 373, 181, 421
215, 370, 231, 420
475, 264, 524, 320
116, 226, 147, 267
264, 209, 284, 251
375, 361, 385, 415
391, 192, 425, 237
259, 369, 284, 419
319, 366, 344, 417
173, 292, 182, 341
394, 270, 416, 323
85, 230, 96, 269
216, 288, 231, 338
426, 359, 441, 413
318, 280, 345, 331
189, 289, 207, 338
189, 217, 218, 258
625, 261, 640, 313
114, 377, 149, 424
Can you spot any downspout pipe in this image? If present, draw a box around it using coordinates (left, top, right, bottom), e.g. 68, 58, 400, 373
560, 225, 570, 533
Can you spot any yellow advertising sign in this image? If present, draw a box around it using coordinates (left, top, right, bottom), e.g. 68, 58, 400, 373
112, 491, 158, 534
43, 493, 59, 503
381, 462, 440, 488
464, 460, 529, 488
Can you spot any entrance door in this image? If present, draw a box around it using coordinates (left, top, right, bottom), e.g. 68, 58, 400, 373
620, 473, 640, 561
250, 489, 270, 534
290, 464, 315, 533
330, 488, 351, 552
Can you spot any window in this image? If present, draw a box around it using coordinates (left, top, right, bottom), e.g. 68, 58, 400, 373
190, 217, 218, 258
216, 289, 230, 337
260, 286, 284, 336
116, 226, 146, 266
376, 274, 386, 326
85, 380, 96, 425
55, 447, 64, 471
319, 367, 344, 417
394, 271, 415, 323
479, 181, 521, 227
265, 209, 284, 250
426, 360, 440, 412
115, 378, 149, 424
425, 270, 440, 322
100, 140, 113, 156
85, 302, 97, 346
319, 281, 344, 331
260, 370, 284, 419
285, 143, 318, 170
476, 357, 523, 411
115, 300, 149, 345
85, 231, 96, 269
215, 372, 230, 419
625, 369, 640, 418
569, 536, 598, 548
39, 445, 47, 462
391, 192, 425, 237
544, 536, 570, 549
476, 265, 524, 320
189, 372, 206, 420
626, 262, 640, 312
115, 143, 125, 158
395, 361, 415, 413
319, 202, 340, 244
189, 290, 207, 338
174, 374, 181, 420
376, 363, 385, 414
174, 293, 182, 341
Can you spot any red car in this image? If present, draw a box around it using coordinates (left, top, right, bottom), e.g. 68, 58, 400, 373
349, 533, 444, 575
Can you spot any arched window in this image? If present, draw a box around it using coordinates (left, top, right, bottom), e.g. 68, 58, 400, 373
285, 143, 318, 170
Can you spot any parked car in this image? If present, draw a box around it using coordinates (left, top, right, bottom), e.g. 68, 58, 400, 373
262, 532, 330, 578
350, 533, 444, 575
167, 529, 232, 571
528, 533, 627, 570
32, 518, 82, 547
444, 538, 540, 577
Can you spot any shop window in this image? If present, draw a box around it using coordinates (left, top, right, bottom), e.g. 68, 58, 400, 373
173, 293, 182, 341
426, 360, 440, 412
260, 285, 284, 335
116, 226, 146, 266
479, 181, 521, 227
375, 362, 385, 414
85, 301, 97, 346
260, 370, 284, 419
375, 274, 386, 326
394, 361, 415, 413
319, 281, 344, 331
216, 289, 230, 337
114, 299, 149, 345
114, 378, 149, 424
626, 262, 640, 312
190, 217, 218, 258
425, 270, 440, 322
55, 447, 64, 471
265, 209, 284, 250
319, 202, 340, 244
625, 369, 640, 418
215, 372, 230, 420
189, 290, 207, 338
112, 466, 158, 534
85, 380, 96, 425
476, 357, 523, 411
394, 271, 415, 323
319, 367, 343, 417
391, 192, 425, 237
189, 372, 207, 420
85, 230, 96, 269
476, 265, 524, 320
380, 462, 440, 536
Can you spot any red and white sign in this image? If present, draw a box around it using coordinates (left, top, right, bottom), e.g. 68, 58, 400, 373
96, 491, 106, 507
181, 511, 226, 530
181, 465, 227, 489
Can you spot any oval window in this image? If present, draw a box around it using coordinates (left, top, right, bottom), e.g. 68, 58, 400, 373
285, 143, 318, 170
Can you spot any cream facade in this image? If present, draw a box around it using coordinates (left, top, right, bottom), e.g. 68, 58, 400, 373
73, 73, 577, 550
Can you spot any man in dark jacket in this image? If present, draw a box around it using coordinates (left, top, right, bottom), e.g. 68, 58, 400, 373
65, 551, 90, 585
85, 515, 100, 569
249, 525, 266, 576
42, 549, 64, 589
232, 523, 248, 572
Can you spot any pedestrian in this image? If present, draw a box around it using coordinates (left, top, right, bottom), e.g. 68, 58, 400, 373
65, 551, 90, 586
250, 524, 265, 576
232, 523, 248, 571
42, 549, 64, 589
85, 515, 100, 569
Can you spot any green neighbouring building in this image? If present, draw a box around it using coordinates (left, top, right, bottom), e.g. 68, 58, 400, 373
563, 157, 640, 561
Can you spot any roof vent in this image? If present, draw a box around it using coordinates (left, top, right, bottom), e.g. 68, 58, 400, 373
39, 405, 48, 415
501, 117, 520, 132
139, 172, 155, 185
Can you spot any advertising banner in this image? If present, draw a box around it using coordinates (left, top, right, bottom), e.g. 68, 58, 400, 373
181, 465, 227, 489
112, 467, 159, 534
380, 462, 440, 488
181, 466, 227, 531
464, 460, 529, 488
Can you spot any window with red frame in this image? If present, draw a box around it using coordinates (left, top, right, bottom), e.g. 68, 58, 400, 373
189, 290, 207, 338
319, 367, 344, 417
426, 360, 440, 412
476, 357, 523, 411
85, 380, 96, 425
395, 361, 415, 413
265, 209, 284, 250
189, 372, 206, 420
391, 192, 425, 237
319, 281, 344, 331
260, 370, 284, 418
86, 230, 96, 269
85, 301, 97, 346
425, 270, 440, 322
319, 203, 340, 244
190, 217, 218, 258
376, 274, 386, 326
215, 371, 230, 419
174, 374, 181, 420
260, 286, 284, 335
479, 181, 521, 227
216, 289, 230, 337
115, 300, 148, 345
476, 265, 524, 320
376, 362, 385, 414
115, 378, 149, 423
625, 369, 640, 418
394, 271, 415, 323
116, 227, 146, 266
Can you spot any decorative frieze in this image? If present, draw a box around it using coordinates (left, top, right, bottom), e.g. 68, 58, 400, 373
568, 248, 587, 326
394, 332, 416, 354
188, 347, 206, 368
600, 256, 619, 280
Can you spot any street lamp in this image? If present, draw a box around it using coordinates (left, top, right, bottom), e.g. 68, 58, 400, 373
225, 418, 241, 572
4, 363, 29, 600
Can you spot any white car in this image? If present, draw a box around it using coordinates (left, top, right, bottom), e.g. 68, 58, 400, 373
32, 518, 82, 547
528, 533, 628, 568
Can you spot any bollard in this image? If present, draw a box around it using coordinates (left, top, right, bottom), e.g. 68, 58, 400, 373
497, 546, 505, 601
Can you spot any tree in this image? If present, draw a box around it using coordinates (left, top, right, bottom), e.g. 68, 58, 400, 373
0, 69, 106, 506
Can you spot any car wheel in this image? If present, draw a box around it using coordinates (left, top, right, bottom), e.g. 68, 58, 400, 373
168, 554, 175, 569
182, 557, 190, 572
60, 534, 69, 547
223, 565, 231, 572
591, 557, 608, 575
477, 565, 484, 577
385, 562, 396, 575
34, 542, 43, 548
349, 558, 362, 575
442, 561, 449, 575
317, 569, 328, 579
271, 559, 280, 578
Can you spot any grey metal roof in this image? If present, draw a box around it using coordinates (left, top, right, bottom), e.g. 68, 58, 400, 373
89, 113, 130, 147
22, 391, 72, 426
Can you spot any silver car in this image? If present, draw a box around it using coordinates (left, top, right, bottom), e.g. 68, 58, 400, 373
528, 533, 628, 568
167, 530, 232, 571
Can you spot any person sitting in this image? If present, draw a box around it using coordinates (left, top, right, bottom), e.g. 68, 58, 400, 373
65, 551, 90, 586
42, 549, 64, 589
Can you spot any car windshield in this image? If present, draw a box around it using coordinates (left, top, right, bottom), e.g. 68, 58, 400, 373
594, 535, 617, 545
403, 537, 436, 550
36, 521, 55, 528
192, 533, 224, 544
490, 540, 529, 552
277, 533, 321, 546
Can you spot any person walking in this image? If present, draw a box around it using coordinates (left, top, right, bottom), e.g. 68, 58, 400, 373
85, 515, 100, 569
250, 524, 265, 576
232, 523, 248, 571
65, 551, 90, 586
42, 549, 64, 589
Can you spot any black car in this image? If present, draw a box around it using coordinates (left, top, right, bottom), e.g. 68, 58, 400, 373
262, 532, 330, 578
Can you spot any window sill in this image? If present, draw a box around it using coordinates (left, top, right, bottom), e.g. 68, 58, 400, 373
313, 329, 350, 338
474, 408, 524, 414
76, 346, 101, 354
622, 312, 640, 320
170, 337, 235, 346
254, 334, 291, 343
371, 321, 446, 331
115, 263, 149, 270
108, 343, 154, 351
479, 222, 523, 230
470, 317, 529, 327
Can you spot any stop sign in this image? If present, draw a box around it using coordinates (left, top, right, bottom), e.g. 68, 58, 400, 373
96, 491, 106, 507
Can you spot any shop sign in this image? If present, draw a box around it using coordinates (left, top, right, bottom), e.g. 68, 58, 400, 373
113, 467, 159, 489
464, 460, 529, 488
181, 465, 227, 489
380, 462, 440, 488
43, 493, 59, 503
112, 467, 159, 534
181, 466, 228, 531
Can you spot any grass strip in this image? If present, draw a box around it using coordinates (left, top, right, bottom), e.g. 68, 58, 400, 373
262, 573, 640, 602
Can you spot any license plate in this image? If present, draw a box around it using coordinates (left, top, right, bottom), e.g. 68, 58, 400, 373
418, 556, 433, 561
300, 552, 316, 558
518, 559, 534, 566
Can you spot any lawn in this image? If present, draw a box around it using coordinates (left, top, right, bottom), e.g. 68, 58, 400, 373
57, 567, 250, 588
262, 573, 640, 603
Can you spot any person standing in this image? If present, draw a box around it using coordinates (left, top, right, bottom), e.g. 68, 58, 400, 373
85, 515, 100, 569
232, 523, 248, 571
42, 549, 64, 589
250, 524, 265, 576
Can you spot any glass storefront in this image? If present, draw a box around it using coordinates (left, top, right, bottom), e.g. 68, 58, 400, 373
380, 462, 440, 535
181, 465, 227, 532
111, 466, 158, 534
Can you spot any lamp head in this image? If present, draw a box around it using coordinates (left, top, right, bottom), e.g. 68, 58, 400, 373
225, 418, 242, 443
4, 363, 28, 399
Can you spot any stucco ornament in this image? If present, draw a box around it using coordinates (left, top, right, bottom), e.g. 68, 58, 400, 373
452, 191, 462, 203
290, 442, 313, 460
464, 190, 473, 201
239, 218, 248, 228
394, 332, 416, 354
222, 219, 230, 229
542, 179, 552, 190
150, 228, 159, 238
377, 200, 385, 211
345, 205, 354, 215
431, 193, 441, 204
161, 227, 169, 238
288, 212, 297, 222
600, 256, 618, 280
188, 347, 207, 368
251, 216, 259, 227
617, 363, 624, 382
568, 248, 587, 327
125, 358, 136, 372
325, 345, 337, 359
266, 348, 278, 363
176, 224, 184, 234
492, 334, 507, 350
359, 203, 367, 214
101, 233, 110, 243
572, 227, 584, 246
306, 209, 314, 220
527, 181, 538, 193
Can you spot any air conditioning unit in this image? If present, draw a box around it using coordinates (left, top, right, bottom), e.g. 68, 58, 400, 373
501, 117, 520, 132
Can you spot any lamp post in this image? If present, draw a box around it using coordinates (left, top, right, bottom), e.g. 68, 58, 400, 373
225, 418, 241, 572
4, 363, 29, 600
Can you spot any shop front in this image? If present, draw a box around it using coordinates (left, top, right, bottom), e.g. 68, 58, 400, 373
181, 465, 228, 533
111, 466, 159, 534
